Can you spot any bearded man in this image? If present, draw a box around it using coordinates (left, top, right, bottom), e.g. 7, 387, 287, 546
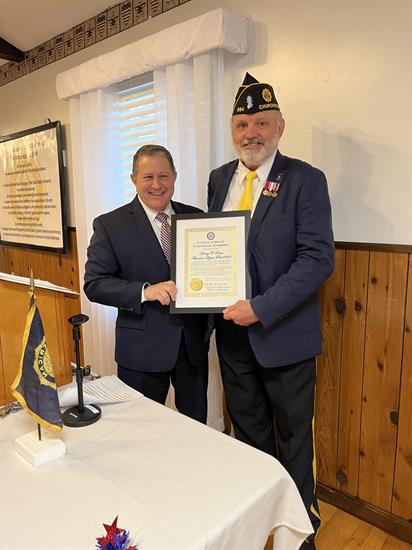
207, 73, 335, 549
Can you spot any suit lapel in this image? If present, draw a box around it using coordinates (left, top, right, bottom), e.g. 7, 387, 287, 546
248, 151, 289, 251
128, 196, 169, 270
171, 201, 188, 215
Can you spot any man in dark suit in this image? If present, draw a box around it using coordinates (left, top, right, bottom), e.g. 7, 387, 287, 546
84, 144, 208, 423
208, 73, 335, 548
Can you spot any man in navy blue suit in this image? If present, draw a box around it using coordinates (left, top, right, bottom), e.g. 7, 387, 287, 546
208, 74, 335, 548
84, 145, 208, 423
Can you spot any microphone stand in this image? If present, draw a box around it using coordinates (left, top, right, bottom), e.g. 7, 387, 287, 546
62, 314, 101, 427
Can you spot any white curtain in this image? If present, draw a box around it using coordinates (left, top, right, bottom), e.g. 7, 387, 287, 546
69, 88, 120, 377
153, 51, 224, 209
61, 8, 250, 430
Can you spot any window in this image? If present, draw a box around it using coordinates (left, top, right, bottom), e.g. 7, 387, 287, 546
115, 73, 155, 204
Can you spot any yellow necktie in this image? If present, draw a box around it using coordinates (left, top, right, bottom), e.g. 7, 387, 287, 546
237, 171, 257, 211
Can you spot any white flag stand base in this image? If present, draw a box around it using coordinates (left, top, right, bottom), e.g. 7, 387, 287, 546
15, 430, 66, 467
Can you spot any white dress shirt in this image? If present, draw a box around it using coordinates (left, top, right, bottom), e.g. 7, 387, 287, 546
137, 196, 174, 301
222, 150, 278, 215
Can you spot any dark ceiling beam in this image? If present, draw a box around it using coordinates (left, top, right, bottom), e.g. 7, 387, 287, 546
0, 37, 25, 62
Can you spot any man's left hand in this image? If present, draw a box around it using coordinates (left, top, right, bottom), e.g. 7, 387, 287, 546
223, 300, 259, 326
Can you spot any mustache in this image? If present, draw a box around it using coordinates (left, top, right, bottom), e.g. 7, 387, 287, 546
241, 138, 264, 147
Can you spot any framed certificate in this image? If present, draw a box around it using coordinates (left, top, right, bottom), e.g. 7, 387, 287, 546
170, 211, 251, 313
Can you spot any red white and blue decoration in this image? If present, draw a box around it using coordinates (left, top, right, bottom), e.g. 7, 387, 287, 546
96, 516, 137, 550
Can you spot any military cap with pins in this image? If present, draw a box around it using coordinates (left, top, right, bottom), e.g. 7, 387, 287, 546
232, 72, 280, 116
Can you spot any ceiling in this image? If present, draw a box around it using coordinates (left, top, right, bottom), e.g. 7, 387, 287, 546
0, 0, 114, 66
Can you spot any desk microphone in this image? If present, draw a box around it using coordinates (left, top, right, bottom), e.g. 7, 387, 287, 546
62, 314, 101, 427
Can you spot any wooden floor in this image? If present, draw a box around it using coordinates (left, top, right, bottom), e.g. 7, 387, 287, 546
315, 500, 412, 550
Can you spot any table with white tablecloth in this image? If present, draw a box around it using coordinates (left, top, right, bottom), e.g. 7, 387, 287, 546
0, 394, 313, 549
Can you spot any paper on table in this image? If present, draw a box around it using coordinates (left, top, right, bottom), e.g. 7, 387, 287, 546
58, 375, 142, 408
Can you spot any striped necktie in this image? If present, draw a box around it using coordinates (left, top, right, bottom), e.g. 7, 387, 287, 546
237, 171, 257, 211
155, 211, 171, 264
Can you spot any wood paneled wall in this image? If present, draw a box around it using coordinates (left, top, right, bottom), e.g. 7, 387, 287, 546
316, 246, 412, 533
0, 228, 80, 293
0, 228, 81, 405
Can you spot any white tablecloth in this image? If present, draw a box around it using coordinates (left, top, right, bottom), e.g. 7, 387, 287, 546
0, 396, 312, 549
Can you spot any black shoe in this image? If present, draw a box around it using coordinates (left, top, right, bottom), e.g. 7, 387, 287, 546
299, 539, 316, 550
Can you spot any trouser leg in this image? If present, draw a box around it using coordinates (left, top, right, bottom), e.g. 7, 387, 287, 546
117, 365, 171, 404
171, 339, 208, 424
215, 318, 276, 455
260, 358, 320, 536
215, 316, 320, 536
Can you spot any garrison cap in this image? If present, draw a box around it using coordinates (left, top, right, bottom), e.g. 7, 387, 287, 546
232, 72, 280, 115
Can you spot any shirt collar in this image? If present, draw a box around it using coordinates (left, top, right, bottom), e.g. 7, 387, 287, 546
137, 195, 174, 221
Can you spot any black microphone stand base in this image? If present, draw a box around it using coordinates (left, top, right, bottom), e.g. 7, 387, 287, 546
64, 313, 102, 428
62, 404, 102, 427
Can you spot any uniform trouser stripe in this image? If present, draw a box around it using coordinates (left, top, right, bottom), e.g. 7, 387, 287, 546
310, 415, 321, 528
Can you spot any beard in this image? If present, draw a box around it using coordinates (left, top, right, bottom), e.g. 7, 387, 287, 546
236, 137, 277, 168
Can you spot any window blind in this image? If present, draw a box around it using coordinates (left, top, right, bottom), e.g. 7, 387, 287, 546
115, 73, 155, 204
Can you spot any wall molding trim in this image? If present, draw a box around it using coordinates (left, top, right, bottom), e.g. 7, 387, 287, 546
0, 0, 191, 88
335, 241, 412, 253
317, 482, 412, 544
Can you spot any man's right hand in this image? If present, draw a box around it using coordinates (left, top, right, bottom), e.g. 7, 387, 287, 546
143, 281, 177, 305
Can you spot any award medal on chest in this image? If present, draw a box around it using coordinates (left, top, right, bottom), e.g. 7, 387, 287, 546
262, 172, 285, 198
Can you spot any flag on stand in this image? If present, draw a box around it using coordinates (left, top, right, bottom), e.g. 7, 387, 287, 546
11, 292, 63, 431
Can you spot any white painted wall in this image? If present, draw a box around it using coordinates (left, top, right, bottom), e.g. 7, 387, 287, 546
1, 0, 411, 243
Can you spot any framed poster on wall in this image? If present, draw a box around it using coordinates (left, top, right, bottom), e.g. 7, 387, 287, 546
0, 121, 67, 252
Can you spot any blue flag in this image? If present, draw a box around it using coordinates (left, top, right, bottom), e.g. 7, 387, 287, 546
11, 294, 63, 431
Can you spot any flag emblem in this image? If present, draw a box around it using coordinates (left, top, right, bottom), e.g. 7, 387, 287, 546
34, 337, 56, 389
11, 295, 62, 431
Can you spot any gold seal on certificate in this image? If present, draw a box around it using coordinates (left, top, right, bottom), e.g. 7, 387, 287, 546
170, 212, 251, 313
190, 278, 204, 291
